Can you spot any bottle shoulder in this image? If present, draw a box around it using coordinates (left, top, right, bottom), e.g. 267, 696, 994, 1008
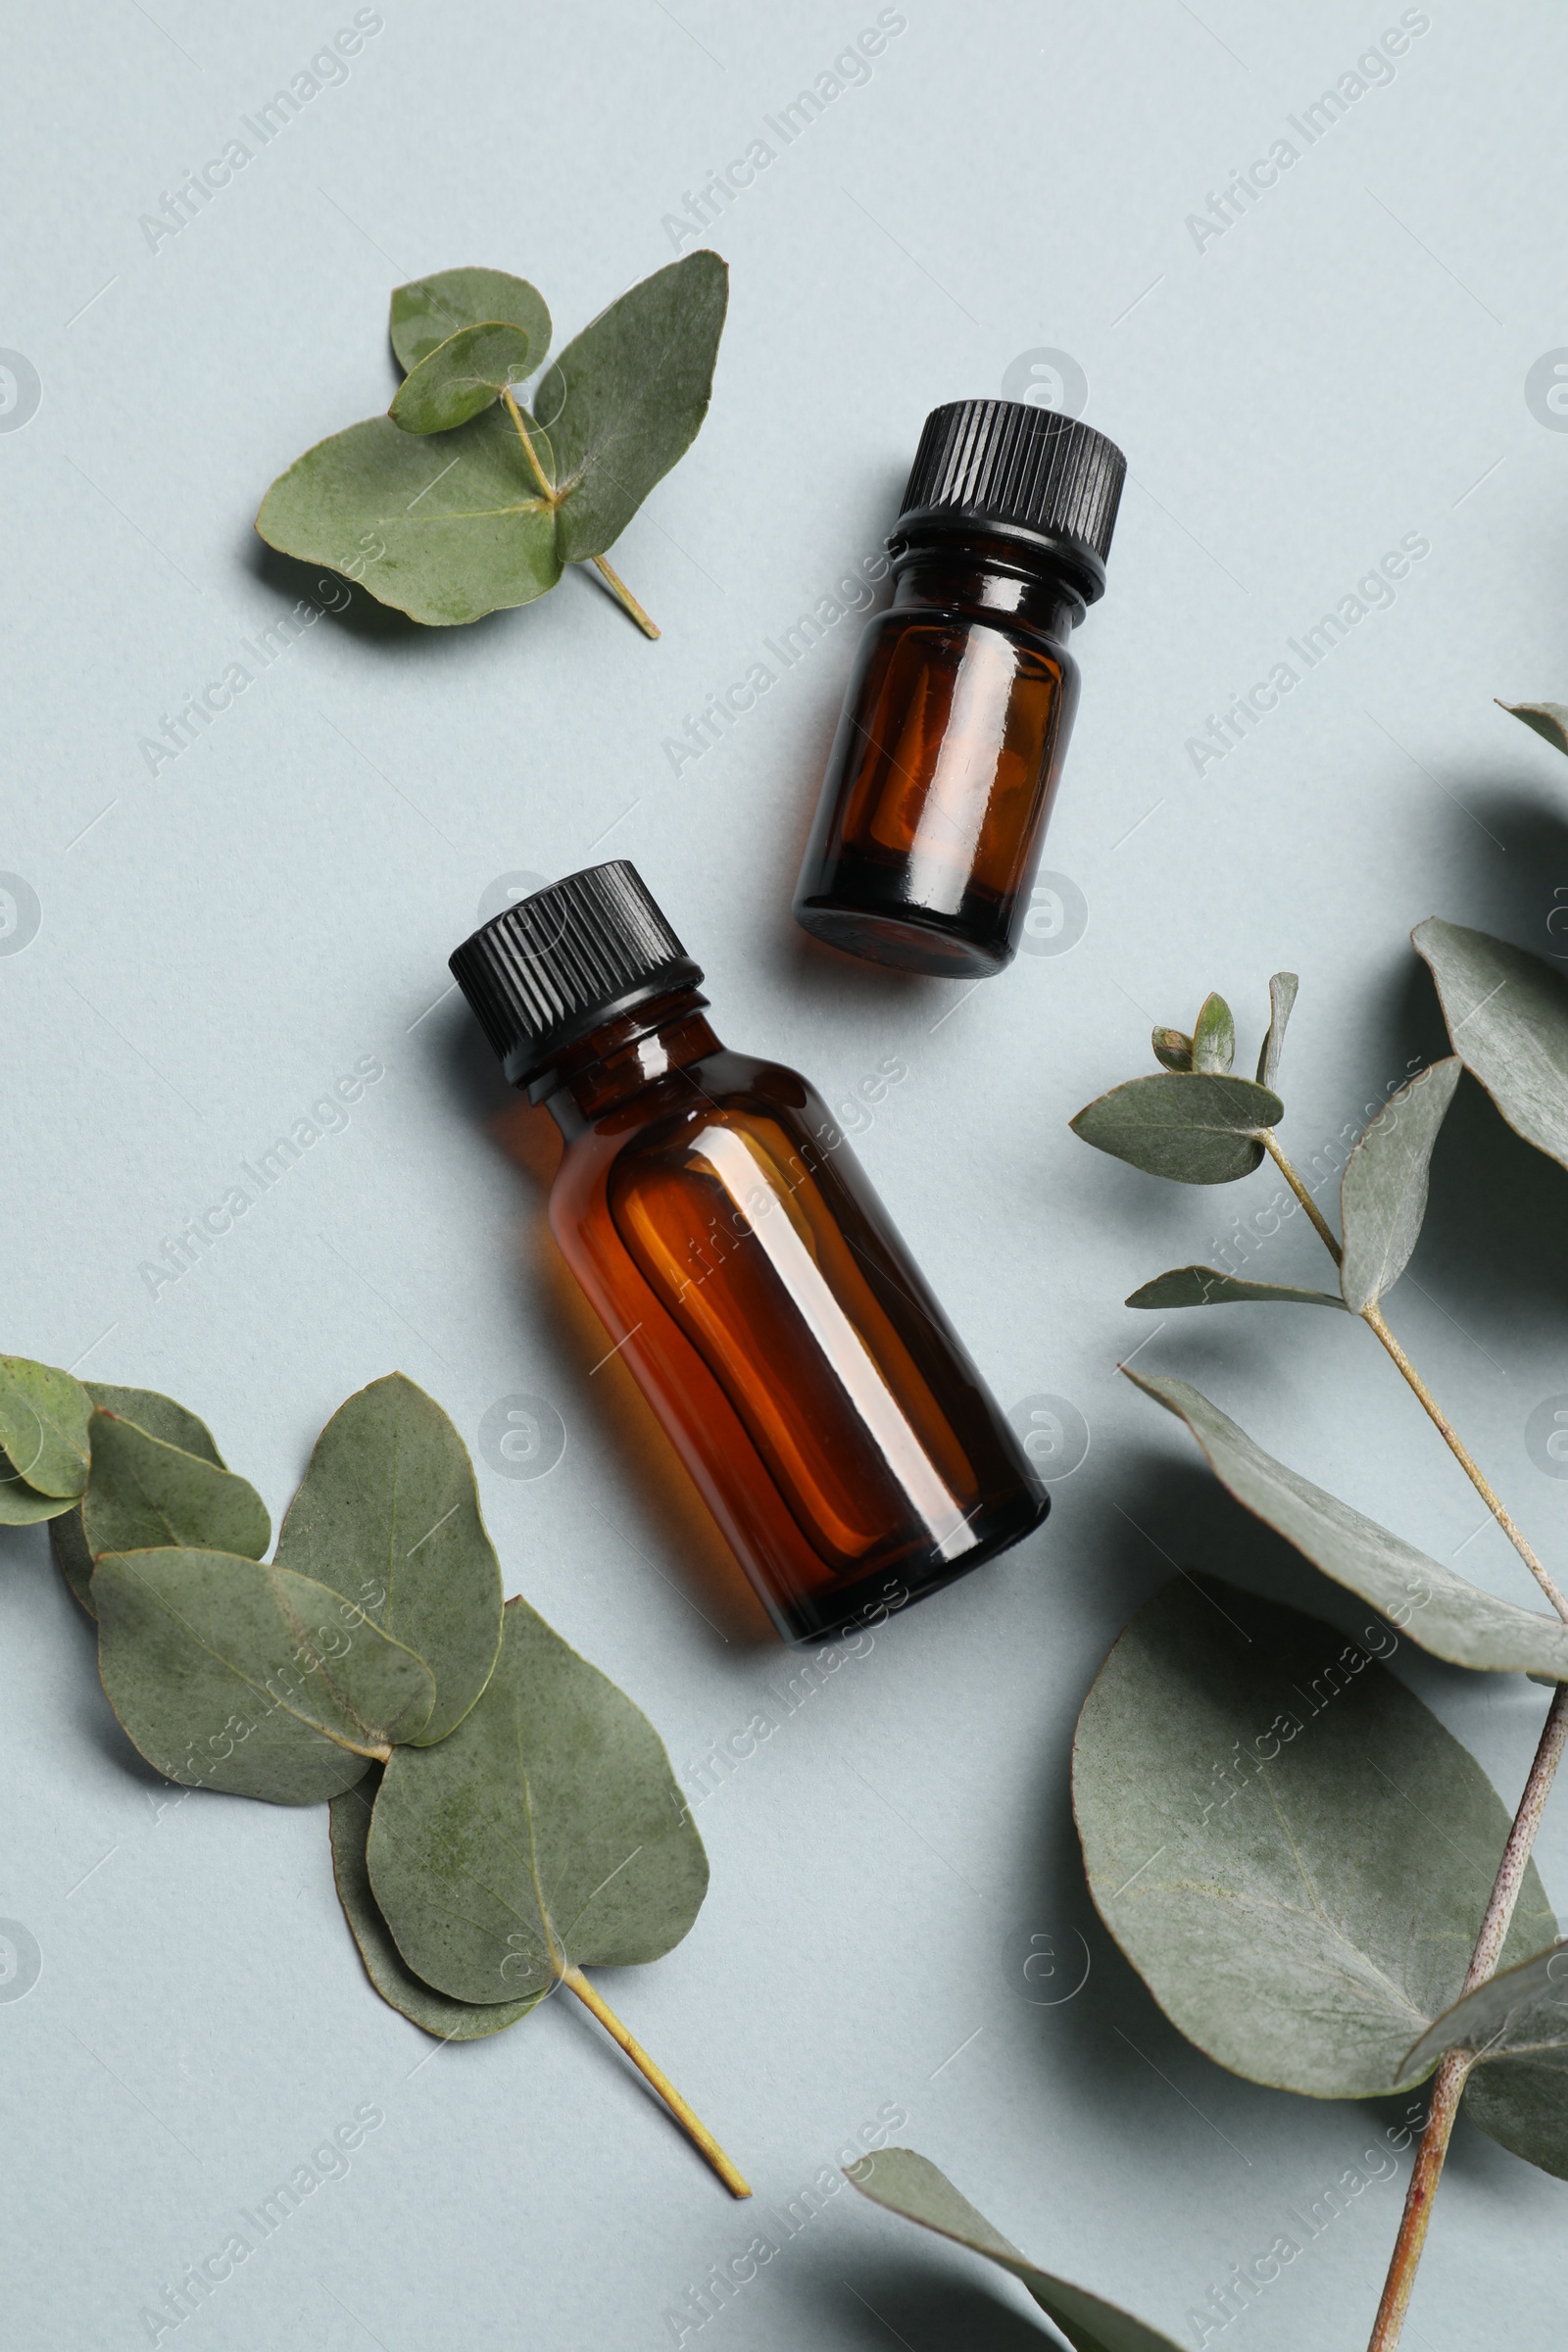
553, 1049, 820, 1172
864, 597, 1076, 680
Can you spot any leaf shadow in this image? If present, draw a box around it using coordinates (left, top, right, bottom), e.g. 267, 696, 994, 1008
793, 2254, 1064, 2349
241, 535, 533, 654
1397, 788, 1568, 1336
1, 1523, 171, 1788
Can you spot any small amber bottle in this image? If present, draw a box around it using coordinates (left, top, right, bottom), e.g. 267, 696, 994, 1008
451, 861, 1047, 1642
794, 399, 1126, 977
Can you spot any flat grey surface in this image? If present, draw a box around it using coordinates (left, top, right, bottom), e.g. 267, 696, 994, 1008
4, 3, 1568, 2345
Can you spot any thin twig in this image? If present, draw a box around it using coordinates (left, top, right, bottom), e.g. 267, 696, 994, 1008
588, 553, 661, 638
500, 387, 555, 501
1368, 1685, 1568, 2348
1262, 1132, 1343, 1262
560, 1963, 751, 2198
1264, 1134, 1567, 1616
1362, 1302, 1568, 1619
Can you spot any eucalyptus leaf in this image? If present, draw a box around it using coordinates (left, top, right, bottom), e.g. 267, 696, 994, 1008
1414, 917, 1568, 1175
53, 1384, 225, 1618
1255, 971, 1298, 1091
1072, 1575, 1555, 2097
1462, 2047, 1568, 2180
390, 268, 551, 374
81, 1407, 270, 1568
1401, 1941, 1568, 2075
368, 1595, 707, 2005
389, 322, 533, 435
1499, 700, 1568, 757
94, 1547, 436, 1805
0, 1353, 91, 1499
1125, 1371, 1568, 1681
1068, 1073, 1283, 1185
0, 1470, 74, 1526
535, 251, 728, 564
329, 1774, 543, 2038
274, 1373, 502, 1744
1191, 992, 1235, 1075
1126, 1267, 1347, 1311
844, 2148, 1184, 2352
1339, 1057, 1461, 1311
1152, 1027, 1192, 1072
257, 405, 562, 626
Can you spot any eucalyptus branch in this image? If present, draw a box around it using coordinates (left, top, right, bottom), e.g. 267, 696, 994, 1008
1068, 954, 1568, 2350
1259, 1124, 1568, 2347
1368, 1684, 1568, 2350
256, 253, 725, 633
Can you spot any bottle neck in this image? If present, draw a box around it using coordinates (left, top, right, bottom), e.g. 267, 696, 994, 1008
537, 986, 719, 1137
888, 523, 1087, 640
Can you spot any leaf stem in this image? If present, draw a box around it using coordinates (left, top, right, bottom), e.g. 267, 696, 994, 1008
560, 1962, 751, 2199
1368, 1682, 1568, 2350
1263, 1133, 1568, 1617
501, 388, 556, 503
501, 389, 661, 639
1261, 1132, 1343, 1262
587, 553, 661, 639
1361, 1302, 1568, 1620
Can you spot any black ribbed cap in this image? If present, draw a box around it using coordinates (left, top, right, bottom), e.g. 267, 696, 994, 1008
450, 861, 704, 1092
896, 400, 1126, 601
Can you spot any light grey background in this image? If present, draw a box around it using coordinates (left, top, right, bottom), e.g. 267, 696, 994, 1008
3, 3, 1567, 2345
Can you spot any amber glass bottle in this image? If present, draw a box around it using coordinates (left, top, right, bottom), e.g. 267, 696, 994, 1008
451, 861, 1046, 1643
794, 399, 1126, 978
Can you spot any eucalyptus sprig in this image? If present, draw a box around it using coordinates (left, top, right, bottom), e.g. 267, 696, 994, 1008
14, 1362, 747, 2197
1069, 923, 1568, 2348
256, 254, 728, 639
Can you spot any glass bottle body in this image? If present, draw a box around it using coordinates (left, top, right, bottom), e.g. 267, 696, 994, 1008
793, 529, 1084, 977
542, 992, 1047, 1642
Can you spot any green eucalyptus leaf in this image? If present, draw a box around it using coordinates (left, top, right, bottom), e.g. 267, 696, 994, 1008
1191, 992, 1235, 1075
81, 1408, 270, 1565
274, 1373, 503, 1745
368, 1595, 707, 2005
1068, 1073, 1283, 1185
53, 1384, 225, 1617
1499, 700, 1568, 757
1151, 1027, 1192, 1072
844, 2148, 1184, 2352
1072, 1575, 1555, 2098
1339, 1057, 1461, 1311
0, 1469, 74, 1525
0, 1353, 91, 1499
94, 1547, 436, 1805
536, 250, 728, 564
1125, 1371, 1568, 1680
1401, 1941, 1568, 2076
256, 405, 562, 626
329, 1774, 543, 2038
389, 322, 533, 435
1126, 1267, 1347, 1311
1463, 2048, 1568, 2179
390, 268, 551, 374
1255, 971, 1298, 1091
1414, 918, 1568, 1175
